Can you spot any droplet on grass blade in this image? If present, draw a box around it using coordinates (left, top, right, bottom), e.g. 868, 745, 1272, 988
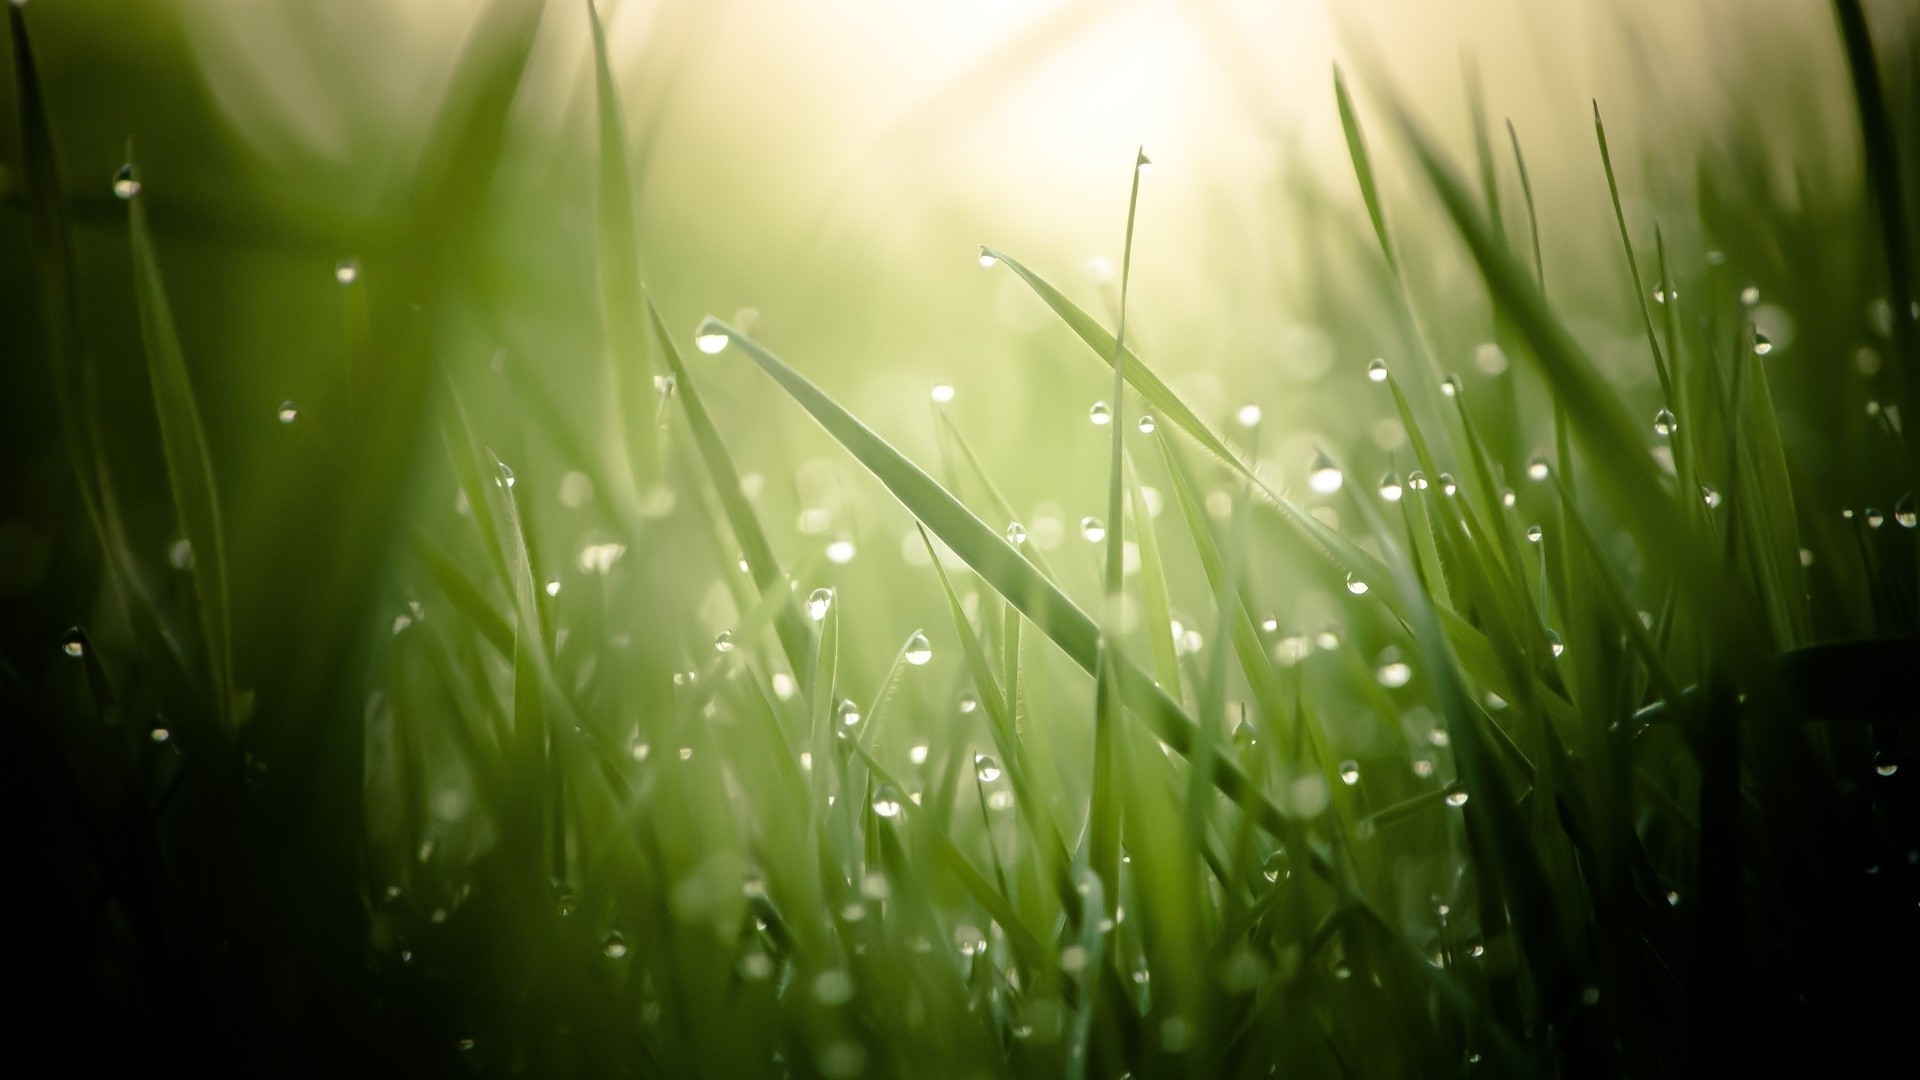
1407, 471, 1429, 492
1338, 760, 1360, 785
1439, 472, 1457, 496
1753, 331, 1772, 356
974, 754, 1001, 783
1237, 403, 1262, 427
1527, 457, 1550, 481
1367, 358, 1389, 382
1006, 521, 1026, 545
1896, 493, 1917, 528
1262, 848, 1288, 883
1089, 401, 1111, 425
1440, 374, 1461, 397
112, 163, 140, 199
806, 587, 833, 621
1445, 786, 1470, 807
1378, 471, 1403, 502
1308, 451, 1343, 494
1547, 629, 1565, 657
1526, 524, 1544, 543
61, 628, 85, 658
1080, 516, 1106, 542
1874, 754, 1898, 777
602, 931, 628, 959
1702, 487, 1722, 509
1375, 650, 1412, 688
904, 630, 932, 665
977, 247, 998, 269
1741, 285, 1760, 306
837, 699, 861, 727
1865, 507, 1884, 529
1653, 408, 1676, 436
694, 317, 729, 354
714, 629, 734, 653
1137, 414, 1156, 433
1345, 573, 1368, 595
871, 786, 903, 817
826, 537, 856, 564
334, 259, 359, 285
958, 692, 978, 713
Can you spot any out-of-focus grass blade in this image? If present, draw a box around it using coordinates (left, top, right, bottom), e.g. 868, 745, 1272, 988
127, 172, 236, 727
1507, 119, 1543, 285
587, 0, 654, 491
647, 293, 811, 678
1127, 460, 1182, 699
1334, 64, 1397, 276
411, 531, 514, 657
1593, 102, 1675, 405
1101, 149, 1148, 599
711, 319, 1291, 836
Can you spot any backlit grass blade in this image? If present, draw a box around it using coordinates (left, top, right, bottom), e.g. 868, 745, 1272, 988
1506, 119, 1543, 285
1334, 63, 1397, 276
1593, 102, 1675, 406
709, 319, 1291, 836
587, 0, 655, 491
127, 172, 236, 727
1102, 149, 1149, 599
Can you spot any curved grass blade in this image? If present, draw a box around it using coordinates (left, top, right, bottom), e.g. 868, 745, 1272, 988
709, 319, 1291, 836
1334, 63, 1397, 276
127, 172, 235, 726
587, 0, 655, 490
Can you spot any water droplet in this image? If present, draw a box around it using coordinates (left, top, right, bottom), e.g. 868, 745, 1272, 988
1653, 282, 1675, 304
1367, 359, 1389, 383
1526, 524, 1544, 543
931, 382, 955, 403
974, 753, 1002, 783
1428, 728, 1450, 747
543, 580, 561, 598
1378, 471, 1404, 502
1338, 760, 1360, 785
61, 627, 86, 658
1740, 285, 1760, 306
1439, 472, 1457, 497
1375, 650, 1412, 688
826, 537, 856, 564
112, 163, 140, 200
1501, 490, 1516, 507
1440, 374, 1461, 397
1237, 403, 1263, 427
694, 316, 729, 354
150, 725, 170, 743
837, 699, 861, 727
1080, 516, 1106, 542
1308, 451, 1343, 494
958, 692, 978, 713
904, 630, 932, 665
1753, 331, 1772, 356
806, 587, 833, 621
871, 786, 903, 817
630, 738, 650, 762
1653, 408, 1676, 436
334, 259, 359, 285
907, 743, 930, 766
1897, 493, 1917, 528
1407, 470, 1429, 492
1547, 629, 1565, 657
603, 931, 628, 958
1527, 457, 1550, 481
494, 459, 515, 489
978, 247, 999, 269
1089, 400, 1112, 425
1874, 753, 1898, 777
1866, 507, 1884, 529
1262, 848, 1288, 882
1413, 758, 1434, 777
714, 629, 735, 653
1702, 486, 1722, 509
1842, 506, 1856, 521
1006, 521, 1027, 545
1445, 786, 1470, 807
1345, 573, 1368, 595
1137, 414, 1156, 433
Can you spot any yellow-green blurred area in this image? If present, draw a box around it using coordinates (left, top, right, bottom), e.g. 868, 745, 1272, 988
3, 0, 1909, 660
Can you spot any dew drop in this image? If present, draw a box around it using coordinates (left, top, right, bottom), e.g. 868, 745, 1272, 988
1137, 414, 1156, 433
1338, 760, 1361, 786
1445, 786, 1470, 807
1006, 521, 1027, 545
1407, 470, 1429, 492
806, 587, 833, 621
1865, 507, 1884, 529
1896, 493, 1917, 528
1501, 490, 1516, 507
1527, 457, 1550, 482
714, 629, 735, 654
1874, 753, 1898, 778
837, 699, 861, 727
958, 692, 978, 714
1440, 374, 1461, 397
334, 259, 359, 285
654, 373, 676, 398
931, 382, 955, 404
694, 317, 729, 354
1378, 471, 1404, 502
1237, 403, 1263, 427
1653, 408, 1676, 436
1345, 573, 1368, 596
150, 725, 170, 743
1089, 400, 1112, 425
974, 754, 1002, 783
1308, 451, 1343, 494
1375, 651, 1412, 689
1547, 629, 1565, 657
978, 247, 999, 269
1653, 283, 1675, 304
904, 630, 932, 665
909, 743, 929, 765
602, 931, 629, 959
276, 401, 298, 424
1752, 331, 1772, 356
61, 627, 85, 658
1526, 524, 1544, 543
1366, 359, 1389, 383
1740, 285, 1760, 306
871, 786, 903, 817
1439, 472, 1457, 497
112, 163, 140, 200
1262, 848, 1288, 883
826, 537, 857, 564
1702, 486, 1722, 509
1080, 516, 1106, 542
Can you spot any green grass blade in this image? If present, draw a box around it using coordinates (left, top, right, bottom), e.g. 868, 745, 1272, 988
1334, 64, 1397, 275
587, 0, 655, 491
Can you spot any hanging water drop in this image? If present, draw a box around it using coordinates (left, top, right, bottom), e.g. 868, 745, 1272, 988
1338, 760, 1361, 786
1439, 472, 1457, 496
334, 259, 359, 285
603, 931, 629, 959
974, 754, 1002, 783
904, 630, 932, 665
654, 373, 676, 398
1137, 414, 1156, 433
1702, 487, 1722, 509
1527, 457, 1550, 481
958, 692, 978, 713
1308, 451, 1343, 494
1895, 492, 1916, 528
1440, 374, 1461, 397
1375, 650, 1412, 688
837, 699, 861, 727
1089, 401, 1111, 426
871, 786, 903, 817
1865, 507, 1884, 529
714, 629, 735, 654
1526, 524, 1544, 543
1345, 573, 1368, 595
1378, 471, 1404, 502
1752, 331, 1772, 356
694, 317, 729, 354
1006, 521, 1027, 545
1407, 470, 1429, 491
806, 587, 833, 621
61, 627, 85, 658
1367, 359, 1389, 383
1740, 285, 1760, 306
1445, 786, 1470, 807
931, 383, 955, 404
1653, 408, 1676, 436
978, 247, 999, 269
826, 537, 856, 564
1080, 516, 1106, 542
1547, 629, 1565, 657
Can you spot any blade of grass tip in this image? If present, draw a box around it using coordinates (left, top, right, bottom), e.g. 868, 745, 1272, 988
411, 531, 515, 657
1594, 101, 1676, 407
1464, 57, 1505, 243
1506, 119, 1543, 286
127, 164, 235, 728
711, 317, 1291, 837
1334, 64, 1398, 277
647, 291, 811, 679
1103, 147, 1148, 603
1831, 0, 1919, 457
587, 0, 655, 492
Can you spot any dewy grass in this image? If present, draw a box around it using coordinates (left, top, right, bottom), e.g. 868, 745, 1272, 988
6, 2, 1919, 1077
